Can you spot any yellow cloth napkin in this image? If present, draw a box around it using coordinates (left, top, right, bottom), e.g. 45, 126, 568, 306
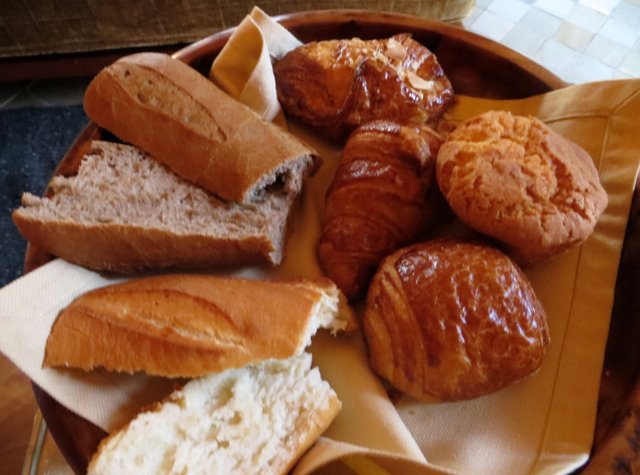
0, 8, 639, 475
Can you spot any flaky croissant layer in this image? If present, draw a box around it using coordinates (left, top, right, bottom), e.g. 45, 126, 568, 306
319, 121, 444, 301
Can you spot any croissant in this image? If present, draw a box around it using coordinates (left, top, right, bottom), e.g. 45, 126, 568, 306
318, 120, 444, 301
274, 34, 455, 141
363, 238, 550, 402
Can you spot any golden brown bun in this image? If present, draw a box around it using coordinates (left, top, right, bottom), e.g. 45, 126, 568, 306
274, 34, 454, 142
363, 238, 550, 402
43, 274, 355, 378
84, 52, 320, 203
318, 121, 444, 302
436, 110, 608, 267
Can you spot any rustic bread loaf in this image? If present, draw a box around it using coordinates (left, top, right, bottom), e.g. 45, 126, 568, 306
88, 353, 340, 475
12, 141, 300, 271
84, 52, 320, 203
436, 110, 608, 267
363, 238, 550, 402
43, 274, 354, 377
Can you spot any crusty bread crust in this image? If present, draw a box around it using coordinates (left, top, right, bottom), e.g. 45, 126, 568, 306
84, 52, 320, 203
12, 215, 284, 272
43, 274, 346, 377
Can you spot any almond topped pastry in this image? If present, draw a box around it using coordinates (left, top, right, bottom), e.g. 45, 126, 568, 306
274, 34, 455, 141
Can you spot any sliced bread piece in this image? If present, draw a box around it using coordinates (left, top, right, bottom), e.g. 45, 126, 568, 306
13, 141, 296, 271
87, 353, 340, 475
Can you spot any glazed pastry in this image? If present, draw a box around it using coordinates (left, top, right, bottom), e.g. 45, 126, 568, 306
363, 238, 550, 402
436, 110, 608, 267
274, 34, 455, 141
318, 120, 444, 302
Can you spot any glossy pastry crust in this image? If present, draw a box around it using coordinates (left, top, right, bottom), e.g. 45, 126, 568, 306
363, 238, 550, 402
318, 120, 444, 301
274, 34, 455, 141
436, 110, 608, 267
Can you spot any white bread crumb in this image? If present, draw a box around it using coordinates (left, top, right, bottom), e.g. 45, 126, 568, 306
88, 353, 339, 475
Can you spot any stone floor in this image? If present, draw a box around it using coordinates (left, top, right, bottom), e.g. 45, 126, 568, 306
464, 0, 640, 83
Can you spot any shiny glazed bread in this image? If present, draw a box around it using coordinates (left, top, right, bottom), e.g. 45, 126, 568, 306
318, 120, 444, 301
274, 34, 455, 141
363, 238, 550, 402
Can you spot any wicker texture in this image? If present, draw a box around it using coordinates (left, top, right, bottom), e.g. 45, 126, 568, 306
0, 1, 475, 58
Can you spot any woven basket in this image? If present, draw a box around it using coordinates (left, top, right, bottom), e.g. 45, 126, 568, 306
0, 0, 475, 58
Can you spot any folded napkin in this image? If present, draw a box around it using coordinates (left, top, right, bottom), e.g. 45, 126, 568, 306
1, 7, 640, 475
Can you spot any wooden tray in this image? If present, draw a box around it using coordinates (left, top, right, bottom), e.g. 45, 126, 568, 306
24, 9, 638, 475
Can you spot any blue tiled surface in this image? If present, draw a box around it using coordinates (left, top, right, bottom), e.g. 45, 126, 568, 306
0, 106, 89, 288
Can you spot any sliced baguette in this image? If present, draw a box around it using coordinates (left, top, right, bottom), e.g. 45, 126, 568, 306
87, 353, 340, 475
43, 274, 354, 377
12, 141, 294, 271
84, 52, 320, 204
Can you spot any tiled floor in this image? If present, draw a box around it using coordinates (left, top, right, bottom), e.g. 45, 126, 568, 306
463, 0, 640, 83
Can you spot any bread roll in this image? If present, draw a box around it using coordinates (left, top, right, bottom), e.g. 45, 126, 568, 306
274, 34, 454, 141
436, 110, 608, 267
318, 120, 444, 301
12, 141, 296, 271
363, 238, 550, 402
84, 52, 320, 203
43, 274, 354, 377
88, 353, 340, 475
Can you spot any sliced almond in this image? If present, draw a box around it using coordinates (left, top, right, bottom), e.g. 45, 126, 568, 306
386, 38, 407, 61
407, 71, 436, 91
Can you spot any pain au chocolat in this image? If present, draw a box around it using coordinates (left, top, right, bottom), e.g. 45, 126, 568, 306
363, 238, 550, 402
274, 34, 454, 141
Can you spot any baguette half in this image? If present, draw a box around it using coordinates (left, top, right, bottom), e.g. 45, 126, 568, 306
84, 52, 320, 204
43, 274, 354, 377
87, 353, 340, 475
12, 141, 295, 271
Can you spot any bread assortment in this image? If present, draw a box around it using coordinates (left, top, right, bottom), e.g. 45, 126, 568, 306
88, 354, 340, 475
364, 238, 550, 402
274, 34, 455, 141
436, 110, 608, 267
44, 274, 354, 377
84, 52, 320, 204
14, 52, 325, 271
318, 120, 444, 301
13, 141, 297, 271
10, 16, 612, 472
